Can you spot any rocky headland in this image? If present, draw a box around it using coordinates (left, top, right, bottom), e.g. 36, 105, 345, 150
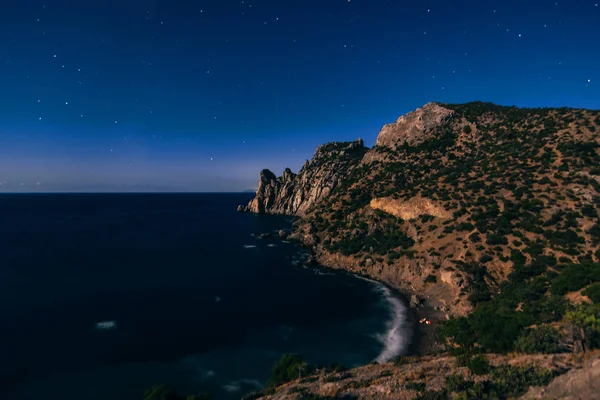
239, 101, 600, 399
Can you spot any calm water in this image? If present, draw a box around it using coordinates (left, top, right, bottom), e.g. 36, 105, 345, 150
0, 193, 409, 399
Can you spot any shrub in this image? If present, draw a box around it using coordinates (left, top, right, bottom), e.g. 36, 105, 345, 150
550, 262, 600, 295
406, 381, 426, 392
467, 355, 490, 375
490, 365, 554, 398
267, 354, 309, 388
514, 326, 563, 354
455, 353, 471, 367
469, 232, 481, 242
445, 375, 471, 393
583, 283, 600, 303
424, 274, 437, 284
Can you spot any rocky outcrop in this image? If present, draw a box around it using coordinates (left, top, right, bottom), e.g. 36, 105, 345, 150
521, 353, 600, 399
238, 139, 367, 216
375, 102, 454, 149
369, 195, 452, 220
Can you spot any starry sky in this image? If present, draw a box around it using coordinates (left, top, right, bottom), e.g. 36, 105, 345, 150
1, 0, 599, 192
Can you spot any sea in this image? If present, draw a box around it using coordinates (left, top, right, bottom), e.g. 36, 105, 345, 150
0, 193, 410, 400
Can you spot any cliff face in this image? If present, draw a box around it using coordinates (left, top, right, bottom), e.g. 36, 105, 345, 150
238, 139, 367, 216
375, 102, 454, 149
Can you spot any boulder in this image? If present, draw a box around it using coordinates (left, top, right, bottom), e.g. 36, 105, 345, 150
440, 270, 464, 287
410, 294, 422, 309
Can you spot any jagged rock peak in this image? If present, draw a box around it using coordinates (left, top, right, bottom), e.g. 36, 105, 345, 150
282, 167, 295, 181
375, 102, 454, 149
238, 138, 367, 216
314, 138, 364, 156
259, 168, 276, 182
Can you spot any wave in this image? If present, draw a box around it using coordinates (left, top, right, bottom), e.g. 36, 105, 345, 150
267, 244, 277, 247
358, 277, 409, 363
243, 245, 257, 248
222, 378, 263, 393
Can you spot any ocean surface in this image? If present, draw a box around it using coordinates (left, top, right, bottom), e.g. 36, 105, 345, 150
0, 193, 410, 400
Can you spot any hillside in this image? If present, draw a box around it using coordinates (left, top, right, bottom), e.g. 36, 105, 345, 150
238, 101, 600, 399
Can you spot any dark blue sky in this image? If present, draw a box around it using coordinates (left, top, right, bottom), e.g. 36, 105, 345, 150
1, 0, 599, 192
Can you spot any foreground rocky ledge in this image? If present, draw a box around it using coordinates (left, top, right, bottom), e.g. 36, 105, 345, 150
254, 352, 599, 399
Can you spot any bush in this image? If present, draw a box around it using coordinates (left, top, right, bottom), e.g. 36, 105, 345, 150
424, 274, 437, 284
550, 262, 600, 295
406, 381, 426, 392
567, 304, 600, 349
267, 354, 309, 388
445, 375, 470, 393
467, 355, 490, 375
583, 283, 600, 303
514, 326, 563, 354
490, 365, 554, 398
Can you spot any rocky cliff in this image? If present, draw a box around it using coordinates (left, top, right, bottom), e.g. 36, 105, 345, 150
237, 138, 367, 216
375, 102, 455, 149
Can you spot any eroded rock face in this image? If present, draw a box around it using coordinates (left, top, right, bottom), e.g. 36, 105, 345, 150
238, 139, 367, 216
375, 102, 454, 149
521, 353, 600, 400
369, 196, 452, 220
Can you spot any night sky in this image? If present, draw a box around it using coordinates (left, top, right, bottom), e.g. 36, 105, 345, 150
1, 1, 599, 192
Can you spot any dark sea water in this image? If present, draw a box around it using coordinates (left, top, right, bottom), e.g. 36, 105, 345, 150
0, 193, 409, 400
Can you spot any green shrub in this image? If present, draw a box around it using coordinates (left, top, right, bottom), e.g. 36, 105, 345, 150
406, 381, 426, 392
445, 375, 470, 393
455, 353, 471, 367
490, 365, 554, 398
550, 262, 600, 295
424, 274, 437, 284
583, 283, 600, 303
467, 355, 490, 375
267, 354, 309, 388
514, 326, 563, 354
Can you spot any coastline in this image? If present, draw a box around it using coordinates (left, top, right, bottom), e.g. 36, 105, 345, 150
288, 233, 442, 359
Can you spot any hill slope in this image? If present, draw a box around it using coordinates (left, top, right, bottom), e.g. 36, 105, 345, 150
239, 101, 600, 399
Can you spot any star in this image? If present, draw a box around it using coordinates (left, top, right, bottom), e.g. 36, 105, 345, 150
588, 79, 592, 83
518, 34, 522, 37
